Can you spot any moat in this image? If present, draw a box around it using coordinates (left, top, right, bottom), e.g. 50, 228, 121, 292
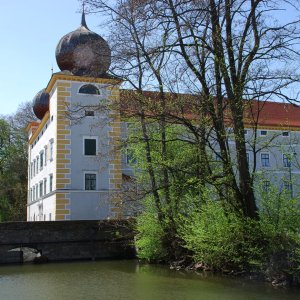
0, 260, 299, 300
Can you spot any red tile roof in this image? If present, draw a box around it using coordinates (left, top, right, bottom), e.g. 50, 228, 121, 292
120, 89, 300, 129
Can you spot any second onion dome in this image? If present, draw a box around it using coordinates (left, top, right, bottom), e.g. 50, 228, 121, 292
55, 10, 111, 77
33, 89, 49, 120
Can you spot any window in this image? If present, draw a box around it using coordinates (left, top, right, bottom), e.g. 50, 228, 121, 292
30, 163, 33, 179
85, 173, 96, 190
49, 213, 52, 221
79, 84, 100, 95
30, 188, 33, 202
246, 152, 250, 164
215, 152, 222, 162
261, 153, 270, 167
44, 146, 48, 165
36, 184, 38, 199
260, 130, 267, 136
244, 129, 249, 135
44, 178, 47, 195
50, 139, 54, 161
39, 182, 43, 198
36, 157, 39, 174
33, 160, 36, 177
49, 174, 53, 192
33, 186, 35, 201
283, 154, 291, 167
282, 131, 289, 137
84, 138, 97, 156
263, 181, 270, 192
85, 110, 95, 117
126, 149, 136, 164
40, 151, 44, 170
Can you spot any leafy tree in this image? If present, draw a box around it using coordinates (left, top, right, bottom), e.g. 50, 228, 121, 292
0, 102, 36, 221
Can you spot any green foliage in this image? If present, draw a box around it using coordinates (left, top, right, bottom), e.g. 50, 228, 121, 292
127, 120, 300, 282
135, 197, 168, 261
179, 199, 262, 271
0, 117, 28, 221
258, 185, 300, 281
178, 188, 300, 281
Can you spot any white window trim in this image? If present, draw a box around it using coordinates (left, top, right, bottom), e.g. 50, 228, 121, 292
282, 153, 291, 168
44, 145, 48, 166
282, 131, 290, 137
39, 150, 44, 171
260, 130, 268, 136
43, 178, 47, 195
83, 171, 97, 191
49, 138, 54, 162
77, 84, 101, 96
260, 152, 270, 167
49, 173, 53, 192
83, 136, 98, 156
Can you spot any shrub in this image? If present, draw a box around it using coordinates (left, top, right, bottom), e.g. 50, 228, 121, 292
135, 198, 168, 261
179, 201, 262, 271
258, 186, 300, 283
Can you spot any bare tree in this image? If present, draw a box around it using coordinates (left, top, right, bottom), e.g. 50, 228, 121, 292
86, 0, 300, 220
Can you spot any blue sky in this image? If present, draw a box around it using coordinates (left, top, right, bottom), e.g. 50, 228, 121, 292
0, 0, 106, 115
0, 1, 299, 116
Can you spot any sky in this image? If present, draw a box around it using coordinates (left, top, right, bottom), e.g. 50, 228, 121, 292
0, 1, 299, 116
0, 0, 107, 115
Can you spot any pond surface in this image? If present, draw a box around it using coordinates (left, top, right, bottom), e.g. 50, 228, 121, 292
0, 260, 299, 300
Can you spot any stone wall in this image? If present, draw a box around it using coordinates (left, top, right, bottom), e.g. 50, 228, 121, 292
0, 220, 135, 264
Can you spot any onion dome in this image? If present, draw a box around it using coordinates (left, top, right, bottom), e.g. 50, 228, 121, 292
55, 10, 111, 77
33, 89, 49, 120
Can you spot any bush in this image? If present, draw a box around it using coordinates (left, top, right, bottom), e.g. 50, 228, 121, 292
258, 187, 300, 283
135, 198, 168, 261
179, 188, 300, 284
179, 201, 262, 272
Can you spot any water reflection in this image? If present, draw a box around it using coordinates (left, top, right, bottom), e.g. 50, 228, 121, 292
0, 260, 299, 300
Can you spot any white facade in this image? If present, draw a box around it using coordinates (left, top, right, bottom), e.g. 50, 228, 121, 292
27, 75, 123, 221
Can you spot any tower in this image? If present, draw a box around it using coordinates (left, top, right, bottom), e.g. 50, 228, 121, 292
26, 10, 123, 221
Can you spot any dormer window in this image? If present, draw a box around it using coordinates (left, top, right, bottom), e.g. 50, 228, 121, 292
79, 84, 100, 95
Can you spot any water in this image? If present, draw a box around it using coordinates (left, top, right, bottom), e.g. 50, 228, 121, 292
0, 260, 299, 300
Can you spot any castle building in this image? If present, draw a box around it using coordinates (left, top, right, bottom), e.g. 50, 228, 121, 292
26, 11, 300, 221
26, 11, 123, 221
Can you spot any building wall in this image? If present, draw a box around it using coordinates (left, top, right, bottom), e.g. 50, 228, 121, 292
212, 127, 300, 195
27, 75, 123, 221
27, 89, 57, 221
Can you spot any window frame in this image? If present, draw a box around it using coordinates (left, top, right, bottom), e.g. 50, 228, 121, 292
44, 145, 48, 166
83, 136, 98, 156
85, 110, 95, 117
283, 154, 291, 168
260, 130, 268, 136
282, 131, 290, 137
78, 84, 100, 95
261, 152, 270, 167
49, 174, 53, 192
263, 180, 271, 192
43, 178, 47, 195
39, 181, 43, 198
84, 172, 97, 191
40, 150, 44, 171
49, 139, 54, 161
215, 151, 222, 162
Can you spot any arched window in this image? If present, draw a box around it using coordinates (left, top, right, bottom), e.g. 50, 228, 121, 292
78, 84, 100, 95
